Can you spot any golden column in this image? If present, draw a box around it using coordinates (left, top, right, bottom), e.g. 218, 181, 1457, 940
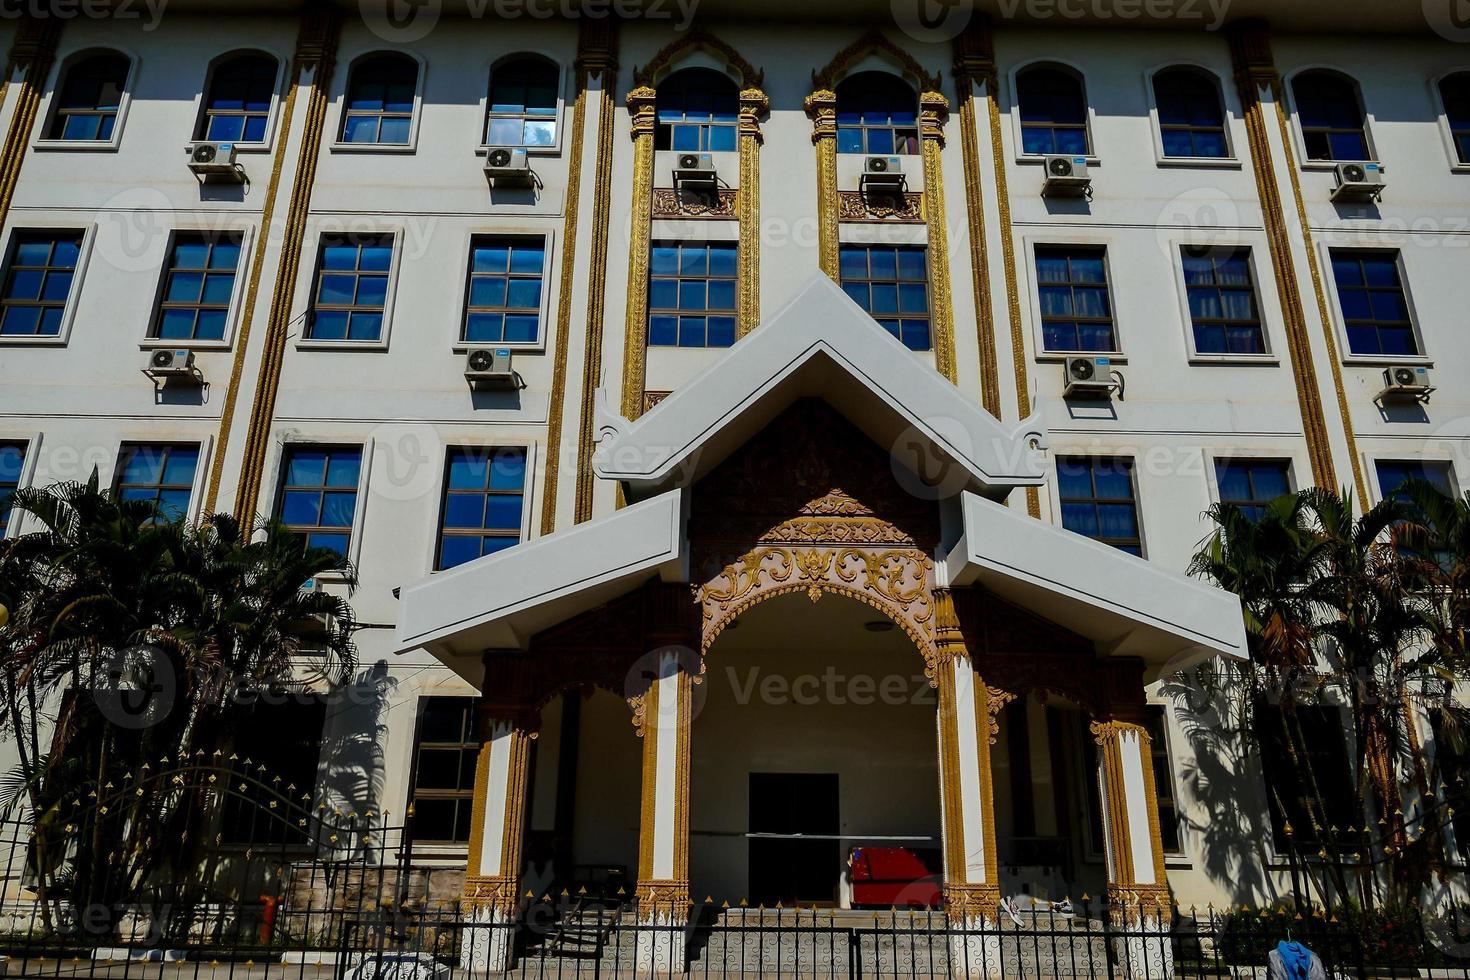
804, 88, 840, 280
918, 89, 958, 384
736, 86, 768, 337
619, 85, 658, 422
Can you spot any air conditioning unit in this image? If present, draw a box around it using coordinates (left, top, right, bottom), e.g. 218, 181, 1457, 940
146, 348, 200, 383
1377, 364, 1433, 404
484, 146, 532, 184
860, 155, 906, 192
1042, 154, 1091, 197
1329, 161, 1384, 203
186, 141, 240, 180
672, 152, 717, 188
1062, 356, 1116, 398
465, 347, 517, 389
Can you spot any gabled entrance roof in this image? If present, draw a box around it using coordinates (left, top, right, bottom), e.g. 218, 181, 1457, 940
594, 274, 1048, 502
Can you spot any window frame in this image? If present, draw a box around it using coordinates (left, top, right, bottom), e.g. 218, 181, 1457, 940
192, 49, 286, 152
1319, 243, 1428, 365
836, 240, 934, 353
1370, 455, 1459, 507
1207, 456, 1296, 522
331, 51, 425, 154
35, 48, 138, 152
1170, 242, 1276, 363
296, 225, 403, 351
1144, 704, 1186, 859
406, 695, 481, 847
271, 443, 368, 563
110, 441, 206, 525
479, 52, 567, 157
833, 69, 922, 157
645, 239, 740, 350
1051, 453, 1146, 558
453, 228, 555, 352
0, 437, 34, 538
1009, 60, 1097, 164
429, 442, 535, 574
1285, 66, 1376, 169
143, 227, 252, 350
1433, 69, 1470, 173
1144, 63, 1238, 168
0, 224, 95, 347
1026, 237, 1122, 358
265, 436, 373, 572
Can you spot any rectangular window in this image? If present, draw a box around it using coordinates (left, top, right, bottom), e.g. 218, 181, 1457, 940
463, 237, 544, 344
1182, 246, 1265, 355
0, 441, 26, 532
1330, 250, 1418, 357
436, 447, 527, 570
1256, 702, 1361, 853
1144, 706, 1182, 855
306, 233, 394, 342
1215, 459, 1292, 522
114, 443, 199, 523
0, 230, 83, 338
838, 244, 931, 352
409, 696, 479, 843
1035, 245, 1115, 353
1376, 458, 1455, 502
152, 232, 242, 342
647, 242, 737, 349
275, 446, 362, 557
1057, 456, 1141, 555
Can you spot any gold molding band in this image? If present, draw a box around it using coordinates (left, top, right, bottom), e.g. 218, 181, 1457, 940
953, 31, 1002, 419
0, 18, 61, 242
636, 669, 661, 883
935, 660, 969, 884
573, 42, 618, 526
1091, 719, 1137, 887
463, 740, 493, 879
619, 85, 656, 422
1090, 718, 1170, 901
805, 89, 839, 279
736, 88, 766, 338
227, 9, 342, 525
919, 90, 957, 384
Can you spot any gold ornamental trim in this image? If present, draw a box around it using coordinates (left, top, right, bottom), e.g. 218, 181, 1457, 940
944, 882, 1001, 923
463, 741, 493, 879
805, 89, 840, 279
919, 90, 956, 383
837, 189, 924, 223
736, 87, 767, 337
462, 874, 522, 916
619, 85, 657, 423
972, 674, 1003, 880
636, 674, 660, 880
0, 17, 61, 248
953, 25, 1002, 420
652, 186, 737, 218
935, 660, 968, 884
632, 27, 762, 90
635, 877, 691, 917
812, 29, 941, 93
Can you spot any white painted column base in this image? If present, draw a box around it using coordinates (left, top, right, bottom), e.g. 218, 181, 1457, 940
1111, 915, 1174, 980
948, 917, 1004, 979
634, 909, 687, 977
458, 905, 516, 976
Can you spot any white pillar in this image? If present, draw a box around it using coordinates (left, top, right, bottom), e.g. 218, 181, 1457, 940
1093, 719, 1173, 979
460, 717, 533, 976
634, 649, 693, 976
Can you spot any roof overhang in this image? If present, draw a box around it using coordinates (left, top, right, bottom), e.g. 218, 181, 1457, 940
946, 491, 1247, 681
393, 489, 687, 686
595, 274, 1047, 502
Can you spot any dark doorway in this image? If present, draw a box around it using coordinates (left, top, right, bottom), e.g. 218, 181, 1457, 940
748, 773, 840, 905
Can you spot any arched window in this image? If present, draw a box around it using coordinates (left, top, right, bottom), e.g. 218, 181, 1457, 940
1439, 71, 1470, 165
655, 68, 738, 152
340, 53, 418, 145
48, 51, 130, 142
1152, 66, 1228, 159
198, 52, 278, 143
485, 56, 558, 148
1291, 70, 1369, 161
1016, 65, 1089, 156
835, 71, 918, 155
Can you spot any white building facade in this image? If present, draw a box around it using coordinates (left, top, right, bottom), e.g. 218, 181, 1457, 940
0, 0, 1466, 941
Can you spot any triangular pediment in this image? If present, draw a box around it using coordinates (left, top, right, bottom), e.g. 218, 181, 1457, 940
594, 273, 1047, 504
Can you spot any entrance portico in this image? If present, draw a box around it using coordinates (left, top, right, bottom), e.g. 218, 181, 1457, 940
394, 275, 1246, 976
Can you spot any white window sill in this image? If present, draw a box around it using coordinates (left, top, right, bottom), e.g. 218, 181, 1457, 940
451, 340, 545, 355
476, 143, 563, 158
1186, 354, 1280, 366
0, 335, 68, 347
295, 339, 391, 352
329, 142, 417, 154
1035, 351, 1126, 364
1342, 354, 1432, 368
1016, 154, 1101, 167
1155, 156, 1241, 170
1301, 159, 1379, 172
33, 139, 121, 153
139, 339, 232, 352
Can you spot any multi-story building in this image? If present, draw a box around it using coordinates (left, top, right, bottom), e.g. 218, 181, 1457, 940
0, 0, 1465, 957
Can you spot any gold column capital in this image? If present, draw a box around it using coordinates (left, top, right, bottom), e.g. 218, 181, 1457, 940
805, 88, 837, 142
1089, 717, 1148, 747
627, 84, 658, 134
919, 89, 950, 145
738, 87, 769, 142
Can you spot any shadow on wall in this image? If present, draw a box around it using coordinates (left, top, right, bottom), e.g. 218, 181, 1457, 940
1162, 664, 1286, 907
316, 660, 397, 820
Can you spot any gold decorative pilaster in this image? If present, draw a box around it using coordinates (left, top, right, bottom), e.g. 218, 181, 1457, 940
0, 17, 62, 236
1227, 21, 1364, 500
619, 85, 657, 422
736, 87, 767, 337
1090, 719, 1170, 912
634, 663, 694, 914
218, 7, 342, 521
953, 25, 1001, 418
462, 718, 535, 915
541, 21, 614, 536
573, 30, 619, 526
805, 88, 840, 279
919, 89, 956, 383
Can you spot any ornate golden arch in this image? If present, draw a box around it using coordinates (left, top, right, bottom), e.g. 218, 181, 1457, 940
811, 28, 941, 93
632, 26, 763, 90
